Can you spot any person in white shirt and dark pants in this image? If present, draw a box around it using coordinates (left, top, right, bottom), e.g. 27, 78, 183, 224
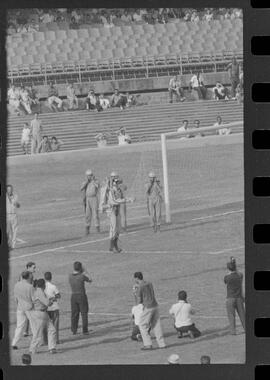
6, 184, 20, 250
44, 272, 61, 344
169, 290, 201, 339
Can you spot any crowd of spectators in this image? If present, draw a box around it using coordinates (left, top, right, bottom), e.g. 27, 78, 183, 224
7, 8, 243, 34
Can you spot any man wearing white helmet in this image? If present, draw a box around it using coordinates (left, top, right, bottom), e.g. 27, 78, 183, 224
110, 171, 128, 231
107, 176, 134, 253
80, 169, 100, 235
146, 172, 162, 232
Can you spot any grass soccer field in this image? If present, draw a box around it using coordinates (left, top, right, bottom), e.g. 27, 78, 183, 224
7, 133, 245, 365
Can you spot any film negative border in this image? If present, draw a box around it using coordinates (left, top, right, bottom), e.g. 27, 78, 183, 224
0, 0, 268, 379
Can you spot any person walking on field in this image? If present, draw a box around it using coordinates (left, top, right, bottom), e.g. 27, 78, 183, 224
224, 260, 245, 335
80, 169, 100, 236
69, 261, 92, 335
110, 171, 128, 231
133, 271, 166, 350
30, 113, 43, 154
6, 184, 20, 250
44, 272, 61, 344
146, 172, 162, 232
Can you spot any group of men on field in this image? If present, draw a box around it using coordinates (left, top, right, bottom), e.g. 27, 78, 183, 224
80, 169, 163, 253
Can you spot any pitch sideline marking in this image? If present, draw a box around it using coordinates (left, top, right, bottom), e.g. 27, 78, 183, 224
9, 209, 244, 261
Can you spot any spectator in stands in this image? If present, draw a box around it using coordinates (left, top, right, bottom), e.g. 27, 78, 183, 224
99, 94, 110, 110
226, 56, 240, 99
20, 86, 32, 115
40, 11, 54, 24
168, 75, 185, 103
66, 83, 79, 110
28, 85, 40, 112
190, 120, 204, 138
190, 72, 207, 100
110, 89, 127, 110
117, 128, 131, 145
47, 82, 63, 112
8, 85, 21, 116
95, 132, 109, 148
21, 123, 31, 155
204, 9, 214, 21
133, 9, 143, 22
190, 10, 200, 22
126, 93, 136, 107
177, 120, 189, 138
38, 135, 51, 153
212, 82, 229, 100
50, 136, 64, 152
85, 90, 102, 112
214, 116, 231, 135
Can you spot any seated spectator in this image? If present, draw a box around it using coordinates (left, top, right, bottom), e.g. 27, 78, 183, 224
117, 128, 131, 145
50, 136, 64, 152
95, 132, 109, 148
28, 19, 39, 32
190, 119, 204, 138
71, 9, 81, 23
133, 9, 143, 22
20, 86, 32, 115
190, 72, 207, 100
40, 11, 54, 24
126, 93, 136, 107
212, 82, 229, 100
28, 84, 40, 112
99, 94, 110, 110
169, 290, 201, 339
204, 9, 214, 21
214, 115, 231, 135
66, 83, 79, 110
21, 123, 31, 155
8, 85, 21, 115
177, 120, 189, 138
85, 90, 102, 112
47, 83, 63, 112
110, 89, 127, 110
200, 355, 211, 364
167, 354, 181, 365
38, 136, 51, 153
190, 11, 200, 22
168, 75, 185, 103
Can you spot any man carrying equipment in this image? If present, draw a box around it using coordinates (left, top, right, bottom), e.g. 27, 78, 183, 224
146, 172, 162, 232
6, 184, 20, 249
107, 176, 134, 253
80, 169, 100, 236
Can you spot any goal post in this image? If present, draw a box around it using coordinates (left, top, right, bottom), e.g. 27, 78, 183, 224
161, 120, 243, 224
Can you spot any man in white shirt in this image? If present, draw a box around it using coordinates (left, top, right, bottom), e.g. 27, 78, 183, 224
66, 83, 79, 110
168, 76, 185, 103
6, 184, 20, 250
44, 272, 61, 344
214, 115, 231, 135
190, 72, 207, 99
99, 94, 110, 110
21, 123, 31, 154
8, 85, 21, 115
177, 120, 190, 138
169, 290, 201, 339
117, 128, 131, 145
20, 87, 32, 114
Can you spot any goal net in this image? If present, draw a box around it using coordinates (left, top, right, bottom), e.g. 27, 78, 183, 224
126, 121, 243, 225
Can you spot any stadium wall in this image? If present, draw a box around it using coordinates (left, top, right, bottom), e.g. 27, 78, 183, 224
33, 72, 230, 99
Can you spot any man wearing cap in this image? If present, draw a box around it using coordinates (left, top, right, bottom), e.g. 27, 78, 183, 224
6, 184, 20, 250
146, 172, 162, 232
224, 260, 245, 335
107, 175, 134, 253
80, 170, 100, 235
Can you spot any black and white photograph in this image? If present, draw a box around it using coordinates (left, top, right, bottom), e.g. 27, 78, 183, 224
4, 6, 244, 366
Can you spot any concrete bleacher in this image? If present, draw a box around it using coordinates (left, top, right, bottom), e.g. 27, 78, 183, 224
7, 100, 243, 156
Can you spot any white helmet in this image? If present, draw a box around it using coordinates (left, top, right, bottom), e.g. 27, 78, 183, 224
85, 169, 93, 176
110, 171, 118, 177
148, 171, 156, 178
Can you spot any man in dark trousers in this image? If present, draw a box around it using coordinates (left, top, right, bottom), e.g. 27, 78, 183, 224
226, 56, 240, 99
68, 261, 92, 335
224, 260, 245, 335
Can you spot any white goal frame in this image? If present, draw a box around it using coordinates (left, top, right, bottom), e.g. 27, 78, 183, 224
161, 120, 244, 224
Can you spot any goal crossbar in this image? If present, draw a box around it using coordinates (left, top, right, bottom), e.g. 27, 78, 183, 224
161, 120, 243, 224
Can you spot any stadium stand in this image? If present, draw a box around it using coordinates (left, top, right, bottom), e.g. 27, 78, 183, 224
7, 19, 243, 86
7, 100, 243, 156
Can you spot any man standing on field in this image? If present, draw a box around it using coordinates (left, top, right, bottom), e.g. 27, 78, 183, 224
80, 169, 100, 236
6, 184, 20, 249
146, 172, 162, 232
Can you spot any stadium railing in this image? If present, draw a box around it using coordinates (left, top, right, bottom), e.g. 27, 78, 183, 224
8, 51, 243, 86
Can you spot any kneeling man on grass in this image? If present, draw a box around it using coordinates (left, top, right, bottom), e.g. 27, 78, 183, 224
169, 290, 201, 339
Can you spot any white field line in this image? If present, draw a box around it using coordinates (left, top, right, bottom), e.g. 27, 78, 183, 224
207, 246, 244, 255
16, 238, 27, 244
9, 209, 244, 261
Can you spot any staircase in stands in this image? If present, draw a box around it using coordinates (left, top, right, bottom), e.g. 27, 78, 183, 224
7, 100, 243, 156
